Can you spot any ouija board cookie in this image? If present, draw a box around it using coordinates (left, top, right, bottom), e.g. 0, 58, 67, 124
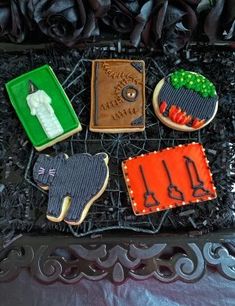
122, 143, 217, 216
33, 152, 109, 225
153, 69, 218, 132
90, 59, 145, 133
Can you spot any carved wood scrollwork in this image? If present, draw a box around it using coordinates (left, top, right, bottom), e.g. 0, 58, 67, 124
0, 233, 234, 284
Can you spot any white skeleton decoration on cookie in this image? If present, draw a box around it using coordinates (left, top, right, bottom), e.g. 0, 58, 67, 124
27, 81, 64, 139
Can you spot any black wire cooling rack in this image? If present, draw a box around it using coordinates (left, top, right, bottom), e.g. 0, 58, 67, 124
1, 46, 235, 239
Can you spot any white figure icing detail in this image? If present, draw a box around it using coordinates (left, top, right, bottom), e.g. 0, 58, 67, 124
27, 89, 64, 139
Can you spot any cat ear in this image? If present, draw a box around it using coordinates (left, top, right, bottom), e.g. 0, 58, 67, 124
34, 154, 50, 167
54, 153, 67, 161
95, 153, 109, 165
33, 154, 48, 180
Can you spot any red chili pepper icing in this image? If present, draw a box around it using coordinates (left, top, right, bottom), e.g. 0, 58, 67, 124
192, 118, 205, 129
159, 101, 167, 113
158, 75, 218, 129
122, 143, 217, 216
161, 103, 206, 128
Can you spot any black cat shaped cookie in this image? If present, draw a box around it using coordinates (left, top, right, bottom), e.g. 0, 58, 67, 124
33, 152, 109, 225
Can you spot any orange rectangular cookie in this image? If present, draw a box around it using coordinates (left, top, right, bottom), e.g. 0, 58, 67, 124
122, 143, 217, 216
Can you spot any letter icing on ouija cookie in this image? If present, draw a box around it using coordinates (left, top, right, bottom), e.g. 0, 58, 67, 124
33, 153, 109, 225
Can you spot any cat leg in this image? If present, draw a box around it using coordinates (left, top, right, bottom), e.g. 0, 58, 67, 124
46, 191, 71, 222
64, 157, 109, 225
63, 196, 87, 225
65, 173, 109, 226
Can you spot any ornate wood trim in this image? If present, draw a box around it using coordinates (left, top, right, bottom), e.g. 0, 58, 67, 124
0, 231, 234, 284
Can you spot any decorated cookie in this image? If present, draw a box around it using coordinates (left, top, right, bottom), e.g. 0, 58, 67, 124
90, 59, 145, 133
33, 153, 109, 225
152, 69, 218, 131
6, 65, 82, 151
122, 143, 217, 216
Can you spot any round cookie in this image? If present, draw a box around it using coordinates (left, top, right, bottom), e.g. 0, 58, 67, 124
153, 69, 218, 132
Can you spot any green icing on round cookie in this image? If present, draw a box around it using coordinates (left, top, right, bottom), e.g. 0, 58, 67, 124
170, 69, 216, 98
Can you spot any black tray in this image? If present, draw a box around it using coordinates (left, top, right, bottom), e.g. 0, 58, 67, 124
0, 44, 234, 284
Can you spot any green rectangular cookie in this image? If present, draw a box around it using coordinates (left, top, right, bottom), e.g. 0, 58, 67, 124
6, 65, 82, 151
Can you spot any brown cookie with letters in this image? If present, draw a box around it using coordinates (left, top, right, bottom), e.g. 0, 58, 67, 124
90, 59, 145, 133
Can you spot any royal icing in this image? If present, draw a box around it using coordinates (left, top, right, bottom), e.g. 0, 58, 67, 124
122, 143, 217, 215
33, 153, 109, 223
158, 70, 218, 129
27, 88, 64, 139
90, 59, 145, 132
